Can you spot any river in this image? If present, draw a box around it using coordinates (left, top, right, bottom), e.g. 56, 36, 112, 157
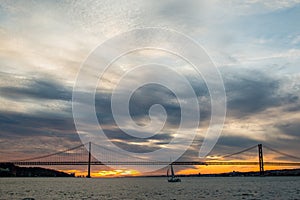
1, 177, 300, 199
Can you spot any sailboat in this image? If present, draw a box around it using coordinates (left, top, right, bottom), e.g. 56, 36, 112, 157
167, 164, 181, 182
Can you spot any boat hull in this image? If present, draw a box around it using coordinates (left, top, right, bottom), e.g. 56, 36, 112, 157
168, 178, 181, 182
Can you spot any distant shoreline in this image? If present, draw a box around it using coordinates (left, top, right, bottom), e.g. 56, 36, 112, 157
142, 168, 300, 178
0, 163, 74, 177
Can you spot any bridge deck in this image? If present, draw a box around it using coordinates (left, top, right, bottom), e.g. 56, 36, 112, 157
3, 161, 300, 166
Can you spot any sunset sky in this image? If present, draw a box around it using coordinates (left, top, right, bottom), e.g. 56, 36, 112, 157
1, 0, 300, 177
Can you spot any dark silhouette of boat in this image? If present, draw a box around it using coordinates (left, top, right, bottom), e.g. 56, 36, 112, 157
167, 164, 181, 182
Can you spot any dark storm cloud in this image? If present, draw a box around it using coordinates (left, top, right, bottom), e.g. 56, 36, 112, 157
0, 109, 83, 160
0, 69, 286, 124
129, 84, 180, 125
216, 135, 260, 149
222, 68, 281, 117
182, 135, 260, 160
0, 79, 71, 101
96, 81, 211, 128
1, 68, 299, 159
282, 93, 299, 104
109, 141, 159, 153
99, 67, 295, 128
86, 88, 178, 153
95, 84, 183, 127
282, 94, 300, 113
101, 128, 173, 153
0, 110, 78, 141
96, 68, 295, 132
276, 121, 300, 138
94, 68, 300, 156
103, 128, 173, 142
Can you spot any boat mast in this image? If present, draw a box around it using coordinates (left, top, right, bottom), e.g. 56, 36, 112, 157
171, 164, 175, 178
167, 168, 170, 177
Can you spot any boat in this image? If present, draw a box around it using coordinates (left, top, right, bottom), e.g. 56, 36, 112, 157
167, 164, 181, 182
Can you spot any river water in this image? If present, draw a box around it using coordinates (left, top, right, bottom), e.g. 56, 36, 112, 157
1, 177, 300, 199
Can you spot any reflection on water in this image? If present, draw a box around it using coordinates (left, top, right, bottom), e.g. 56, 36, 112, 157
1, 177, 300, 199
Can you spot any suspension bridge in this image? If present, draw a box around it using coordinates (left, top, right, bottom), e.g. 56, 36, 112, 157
2, 143, 300, 178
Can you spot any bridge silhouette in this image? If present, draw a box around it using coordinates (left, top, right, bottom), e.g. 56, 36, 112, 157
2, 143, 300, 178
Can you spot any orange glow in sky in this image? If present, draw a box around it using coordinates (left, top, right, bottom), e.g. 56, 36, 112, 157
64, 169, 140, 177
96, 169, 140, 177
62, 161, 298, 177
177, 165, 296, 175
60, 153, 298, 177
64, 165, 297, 178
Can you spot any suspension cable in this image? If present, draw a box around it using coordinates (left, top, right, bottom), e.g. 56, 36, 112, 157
91, 142, 161, 162
221, 145, 257, 158
264, 145, 300, 160
12, 143, 85, 162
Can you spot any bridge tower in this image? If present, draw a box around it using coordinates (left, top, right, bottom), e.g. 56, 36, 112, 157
258, 144, 264, 176
87, 142, 91, 178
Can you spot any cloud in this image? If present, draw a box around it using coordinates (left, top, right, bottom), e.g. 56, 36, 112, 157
75, 66, 300, 157
220, 0, 300, 15
216, 135, 260, 149
0, 0, 300, 169
0, 110, 81, 160
0, 79, 71, 101
276, 121, 300, 138
0, 111, 77, 138
223, 68, 280, 117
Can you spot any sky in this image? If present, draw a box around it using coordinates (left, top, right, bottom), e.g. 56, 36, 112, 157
1, 0, 300, 176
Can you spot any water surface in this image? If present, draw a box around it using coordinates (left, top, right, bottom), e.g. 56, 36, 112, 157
1, 177, 300, 199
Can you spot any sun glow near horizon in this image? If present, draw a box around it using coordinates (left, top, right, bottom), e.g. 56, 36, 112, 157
64, 169, 140, 178
61, 154, 298, 178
